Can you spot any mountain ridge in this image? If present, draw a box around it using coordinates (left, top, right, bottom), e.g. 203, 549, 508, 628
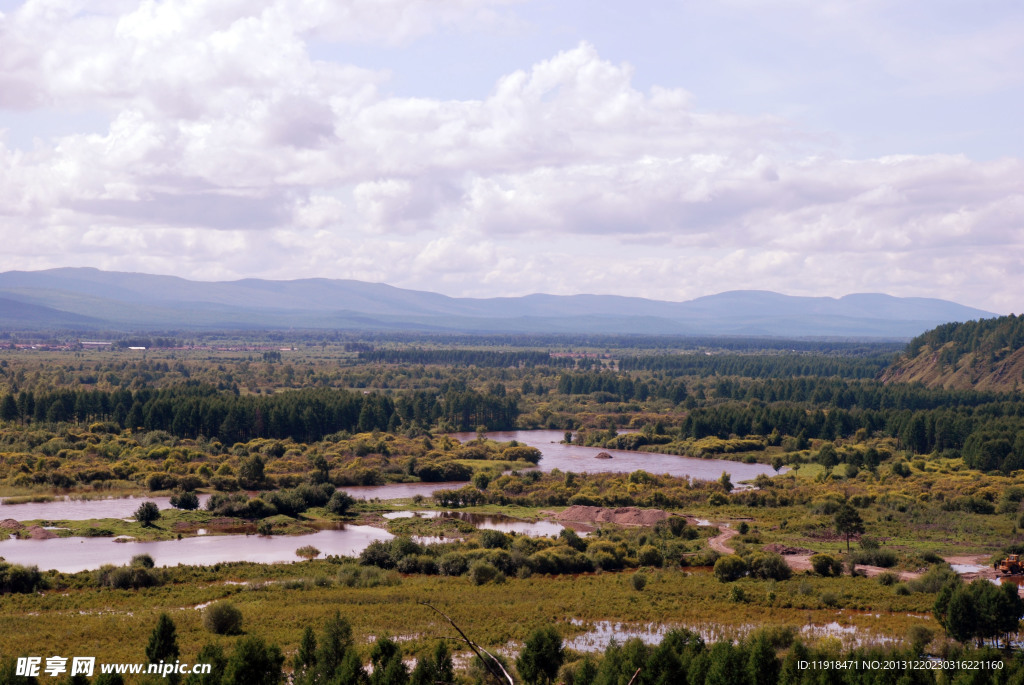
0, 267, 997, 339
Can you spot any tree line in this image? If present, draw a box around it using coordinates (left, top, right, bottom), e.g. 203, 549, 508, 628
619, 352, 893, 379
0, 384, 519, 442
358, 349, 574, 368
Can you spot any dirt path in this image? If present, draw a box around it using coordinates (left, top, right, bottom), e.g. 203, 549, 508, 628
707, 525, 739, 555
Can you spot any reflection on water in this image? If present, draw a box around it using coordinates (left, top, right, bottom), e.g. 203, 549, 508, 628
439, 511, 588, 537
452, 430, 777, 482
0, 525, 393, 574
383, 510, 589, 536
0, 494, 214, 521
565, 620, 670, 652
567, 618, 895, 651
340, 483, 464, 501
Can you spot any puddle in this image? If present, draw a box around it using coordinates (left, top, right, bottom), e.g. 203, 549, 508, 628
382, 511, 443, 520
564, 620, 672, 652
800, 622, 896, 648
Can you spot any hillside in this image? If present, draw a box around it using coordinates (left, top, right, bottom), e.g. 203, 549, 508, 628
881, 314, 1024, 390
0, 267, 997, 338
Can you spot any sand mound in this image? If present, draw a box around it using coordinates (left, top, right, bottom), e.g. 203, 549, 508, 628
26, 526, 56, 539
553, 505, 668, 526
0, 519, 24, 530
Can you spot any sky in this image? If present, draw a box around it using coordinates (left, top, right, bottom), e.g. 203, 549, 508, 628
0, 0, 1022, 313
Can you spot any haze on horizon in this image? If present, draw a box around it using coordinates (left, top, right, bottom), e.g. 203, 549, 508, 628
1, 0, 1022, 314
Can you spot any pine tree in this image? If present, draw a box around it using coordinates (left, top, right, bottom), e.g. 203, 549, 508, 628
146, 614, 180, 685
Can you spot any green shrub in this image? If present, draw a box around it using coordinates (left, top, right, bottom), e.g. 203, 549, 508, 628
468, 561, 501, 585
0, 562, 44, 594
637, 545, 663, 567
748, 552, 791, 581
713, 554, 747, 583
203, 601, 243, 635
809, 554, 843, 577
438, 553, 469, 577
296, 545, 321, 561
170, 490, 200, 510
130, 554, 155, 569
850, 548, 898, 568
877, 571, 898, 586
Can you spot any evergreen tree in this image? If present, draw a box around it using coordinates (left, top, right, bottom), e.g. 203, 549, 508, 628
516, 626, 564, 685
145, 614, 180, 685
222, 636, 283, 685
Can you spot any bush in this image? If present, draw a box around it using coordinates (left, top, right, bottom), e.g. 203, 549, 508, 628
748, 552, 792, 581
296, 546, 321, 561
337, 565, 401, 588
331, 491, 360, 511
877, 571, 899, 586
95, 565, 160, 589
0, 562, 44, 594
906, 564, 957, 593
637, 545, 663, 567
631, 572, 647, 591
203, 601, 243, 635
809, 554, 843, 577
438, 553, 469, 577
130, 554, 155, 569
479, 529, 510, 549
713, 554, 747, 582
850, 548, 898, 568
134, 501, 160, 527
468, 561, 501, 585
170, 490, 200, 511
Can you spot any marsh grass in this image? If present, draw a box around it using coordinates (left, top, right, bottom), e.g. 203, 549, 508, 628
0, 563, 942, 668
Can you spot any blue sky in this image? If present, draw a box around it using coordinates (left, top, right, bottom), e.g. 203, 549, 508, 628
1, 0, 1022, 313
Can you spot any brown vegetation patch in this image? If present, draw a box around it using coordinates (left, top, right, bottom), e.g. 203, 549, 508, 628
553, 505, 668, 526
0, 519, 24, 530
26, 526, 56, 539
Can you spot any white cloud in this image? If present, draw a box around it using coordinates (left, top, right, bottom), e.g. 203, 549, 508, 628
0, 1, 1021, 314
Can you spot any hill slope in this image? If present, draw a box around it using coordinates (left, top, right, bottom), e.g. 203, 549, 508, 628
881, 315, 1024, 390
0, 268, 997, 338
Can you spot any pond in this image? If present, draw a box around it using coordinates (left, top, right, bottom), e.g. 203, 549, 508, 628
0, 525, 394, 574
452, 430, 778, 481
0, 494, 214, 521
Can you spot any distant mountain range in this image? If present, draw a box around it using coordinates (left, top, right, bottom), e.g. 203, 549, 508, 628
0, 268, 997, 338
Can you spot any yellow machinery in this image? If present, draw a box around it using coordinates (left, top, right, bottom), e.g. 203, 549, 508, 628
998, 554, 1024, 575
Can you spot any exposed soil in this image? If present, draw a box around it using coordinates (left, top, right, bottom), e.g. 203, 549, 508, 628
0, 519, 24, 530
708, 526, 739, 555
25, 526, 56, 540
552, 505, 669, 526
762, 543, 815, 555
